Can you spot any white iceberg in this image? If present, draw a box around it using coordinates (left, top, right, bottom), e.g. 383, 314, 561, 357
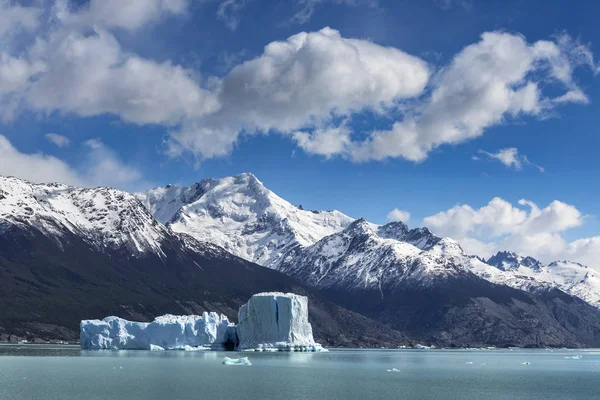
222, 357, 252, 366
81, 292, 325, 352
80, 312, 235, 350
236, 292, 324, 352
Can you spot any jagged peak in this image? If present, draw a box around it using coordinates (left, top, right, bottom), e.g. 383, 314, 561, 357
378, 221, 409, 239
548, 260, 588, 269
343, 218, 375, 236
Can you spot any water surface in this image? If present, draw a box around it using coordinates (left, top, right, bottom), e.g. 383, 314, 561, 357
0, 345, 598, 399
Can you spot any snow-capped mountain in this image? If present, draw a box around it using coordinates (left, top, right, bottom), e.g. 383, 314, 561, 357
0, 176, 168, 256
486, 252, 600, 308
138, 173, 354, 268
0, 175, 405, 347
279, 218, 473, 292
138, 172, 600, 312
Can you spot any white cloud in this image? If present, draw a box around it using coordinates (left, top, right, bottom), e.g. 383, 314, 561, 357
0, 135, 145, 190
0, 0, 42, 37
290, 0, 378, 25
387, 208, 411, 223
423, 197, 600, 271
216, 0, 248, 31
350, 32, 596, 162
293, 125, 351, 158
45, 133, 71, 148
0, 1, 596, 166
167, 27, 430, 158
477, 147, 544, 172
57, 0, 189, 31
26, 29, 219, 125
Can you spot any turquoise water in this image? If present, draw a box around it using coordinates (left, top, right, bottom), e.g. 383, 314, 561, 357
0, 345, 599, 399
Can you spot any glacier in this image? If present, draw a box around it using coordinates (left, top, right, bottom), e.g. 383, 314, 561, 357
81, 292, 324, 352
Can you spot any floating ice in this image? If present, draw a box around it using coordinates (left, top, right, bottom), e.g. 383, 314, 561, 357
80, 313, 235, 350
521, 362, 530, 365
81, 292, 325, 352
222, 357, 252, 366
564, 355, 583, 359
386, 368, 400, 372
236, 292, 324, 352
465, 362, 473, 364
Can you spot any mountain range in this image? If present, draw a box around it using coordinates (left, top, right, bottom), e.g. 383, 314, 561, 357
1, 173, 599, 347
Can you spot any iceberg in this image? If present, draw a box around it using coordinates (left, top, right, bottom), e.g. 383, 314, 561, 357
222, 357, 252, 366
236, 292, 323, 352
81, 292, 325, 352
80, 312, 235, 350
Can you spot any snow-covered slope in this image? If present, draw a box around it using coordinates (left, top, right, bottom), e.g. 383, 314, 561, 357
486, 253, 600, 308
137, 172, 600, 310
278, 218, 527, 293
0, 176, 168, 255
139, 173, 354, 268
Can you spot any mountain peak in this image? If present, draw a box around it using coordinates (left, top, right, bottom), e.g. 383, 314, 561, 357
140, 173, 354, 268
378, 221, 409, 239
487, 250, 544, 272
344, 218, 375, 236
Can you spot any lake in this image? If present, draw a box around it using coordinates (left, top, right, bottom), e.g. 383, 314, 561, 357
0, 345, 598, 399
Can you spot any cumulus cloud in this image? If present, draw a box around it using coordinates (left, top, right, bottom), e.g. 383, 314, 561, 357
0, 0, 42, 37
387, 208, 411, 223
56, 0, 189, 31
166, 27, 430, 158
26, 29, 219, 125
45, 133, 71, 148
477, 148, 544, 172
0, 2, 596, 165
349, 32, 596, 162
423, 197, 600, 270
0, 135, 145, 190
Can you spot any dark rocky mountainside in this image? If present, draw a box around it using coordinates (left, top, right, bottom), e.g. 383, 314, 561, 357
0, 224, 407, 347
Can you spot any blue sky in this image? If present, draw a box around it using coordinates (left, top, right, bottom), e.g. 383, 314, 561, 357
0, 0, 599, 265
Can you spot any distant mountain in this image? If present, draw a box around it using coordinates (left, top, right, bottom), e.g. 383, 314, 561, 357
139, 173, 600, 347
3, 173, 600, 348
278, 219, 600, 347
138, 173, 353, 268
486, 252, 600, 309
0, 176, 406, 347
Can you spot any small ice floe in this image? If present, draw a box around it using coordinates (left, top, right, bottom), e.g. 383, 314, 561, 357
386, 368, 400, 372
465, 362, 474, 365
222, 357, 252, 366
150, 344, 164, 351
521, 362, 530, 365
564, 355, 583, 360
480, 363, 486, 366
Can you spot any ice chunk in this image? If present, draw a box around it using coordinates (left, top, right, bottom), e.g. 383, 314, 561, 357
521, 362, 530, 365
386, 368, 400, 372
150, 344, 164, 351
236, 292, 324, 352
80, 312, 235, 350
222, 357, 252, 366
564, 355, 583, 359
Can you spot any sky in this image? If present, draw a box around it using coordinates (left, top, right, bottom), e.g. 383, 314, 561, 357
0, 0, 599, 268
